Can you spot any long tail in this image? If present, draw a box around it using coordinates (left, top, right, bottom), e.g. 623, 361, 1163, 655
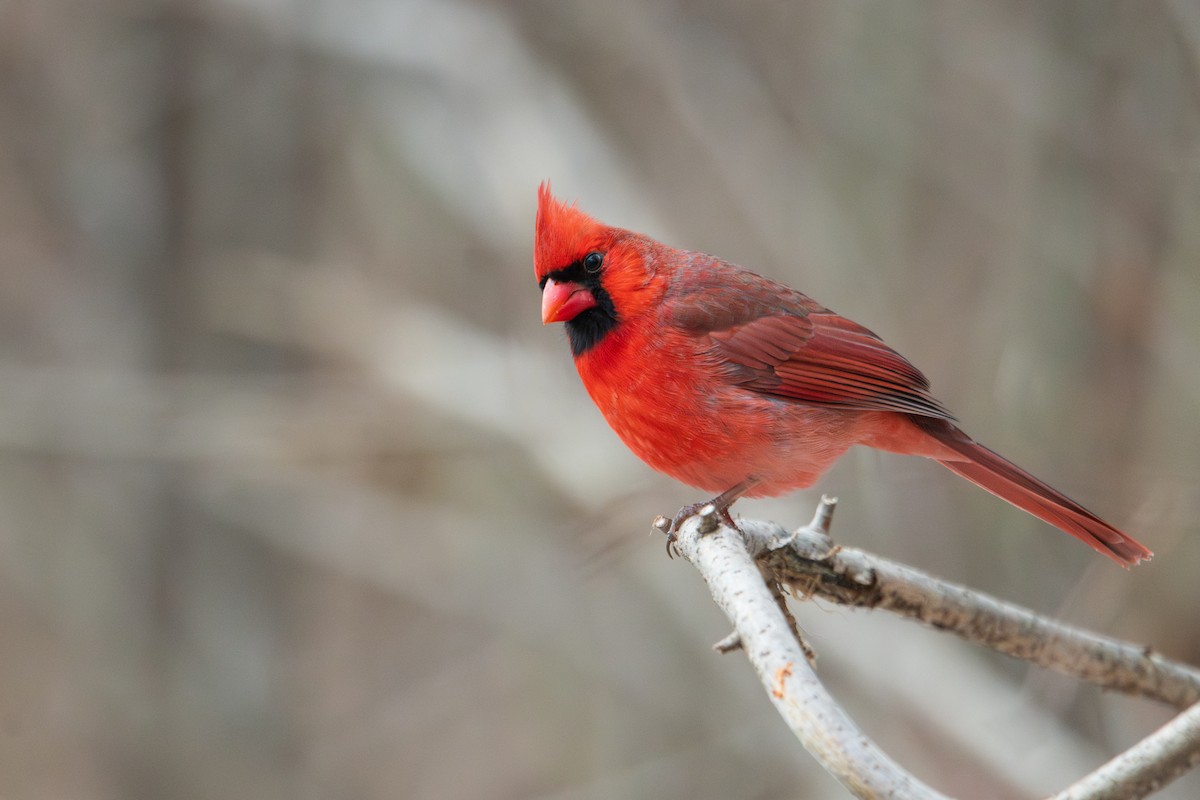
914, 418, 1152, 567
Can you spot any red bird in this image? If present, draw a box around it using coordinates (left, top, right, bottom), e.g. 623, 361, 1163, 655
534, 184, 1151, 567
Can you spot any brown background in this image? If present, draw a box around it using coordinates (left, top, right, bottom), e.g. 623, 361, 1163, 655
1, 1, 1198, 798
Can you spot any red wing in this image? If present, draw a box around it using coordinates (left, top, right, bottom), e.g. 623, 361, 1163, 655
709, 311, 953, 418
662, 260, 951, 418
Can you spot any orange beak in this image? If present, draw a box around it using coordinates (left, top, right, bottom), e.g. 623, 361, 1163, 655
541, 278, 598, 324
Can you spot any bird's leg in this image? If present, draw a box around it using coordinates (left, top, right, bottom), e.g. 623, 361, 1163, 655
672, 479, 758, 532
663, 478, 758, 556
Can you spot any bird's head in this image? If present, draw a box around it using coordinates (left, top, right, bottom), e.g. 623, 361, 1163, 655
535, 183, 660, 356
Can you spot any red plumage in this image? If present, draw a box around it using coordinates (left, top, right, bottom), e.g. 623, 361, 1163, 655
535, 184, 1151, 567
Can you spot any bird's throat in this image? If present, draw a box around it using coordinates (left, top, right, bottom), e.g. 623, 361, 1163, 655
566, 305, 618, 356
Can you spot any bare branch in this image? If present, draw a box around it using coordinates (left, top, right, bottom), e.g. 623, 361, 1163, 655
669, 505, 953, 800
1050, 700, 1200, 800
668, 499, 1200, 798
732, 506, 1200, 711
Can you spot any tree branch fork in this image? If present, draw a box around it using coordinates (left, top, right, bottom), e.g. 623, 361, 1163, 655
658, 497, 1200, 800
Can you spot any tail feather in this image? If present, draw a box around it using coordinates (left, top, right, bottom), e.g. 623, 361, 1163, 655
916, 419, 1152, 567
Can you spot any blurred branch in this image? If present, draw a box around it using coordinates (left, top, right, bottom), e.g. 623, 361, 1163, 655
668, 498, 1200, 799
1049, 701, 1200, 800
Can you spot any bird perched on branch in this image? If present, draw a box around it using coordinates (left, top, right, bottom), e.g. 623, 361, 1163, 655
534, 184, 1151, 567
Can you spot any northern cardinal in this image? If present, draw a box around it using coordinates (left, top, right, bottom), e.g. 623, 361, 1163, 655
534, 184, 1151, 567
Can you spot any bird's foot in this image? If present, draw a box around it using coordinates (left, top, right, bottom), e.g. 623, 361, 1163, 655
654, 480, 758, 558
656, 501, 740, 558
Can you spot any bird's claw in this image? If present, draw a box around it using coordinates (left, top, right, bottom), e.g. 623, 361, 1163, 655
658, 501, 740, 558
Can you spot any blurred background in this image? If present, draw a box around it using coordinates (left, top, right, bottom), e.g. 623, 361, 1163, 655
2, 1, 1199, 798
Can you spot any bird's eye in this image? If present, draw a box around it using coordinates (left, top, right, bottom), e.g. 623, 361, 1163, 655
583, 252, 603, 272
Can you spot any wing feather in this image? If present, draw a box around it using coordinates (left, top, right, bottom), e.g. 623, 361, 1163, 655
664, 258, 952, 419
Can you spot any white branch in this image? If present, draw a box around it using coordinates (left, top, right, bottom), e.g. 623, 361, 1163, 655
735, 505, 1200, 710
668, 504, 952, 800
1051, 700, 1200, 800
666, 497, 1200, 799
